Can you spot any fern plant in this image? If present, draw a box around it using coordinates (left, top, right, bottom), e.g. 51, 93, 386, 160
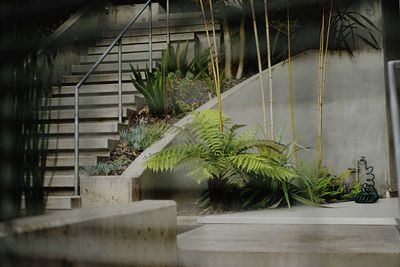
145, 110, 296, 210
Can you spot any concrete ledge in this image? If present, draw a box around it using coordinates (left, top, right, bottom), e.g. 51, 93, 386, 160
0, 200, 177, 267
80, 175, 140, 208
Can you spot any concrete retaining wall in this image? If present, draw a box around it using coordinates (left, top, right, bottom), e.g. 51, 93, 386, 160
123, 49, 390, 208
0, 200, 177, 267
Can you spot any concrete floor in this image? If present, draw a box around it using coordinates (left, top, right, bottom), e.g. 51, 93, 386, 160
178, 224, 400, 267
195, 197, 400, 225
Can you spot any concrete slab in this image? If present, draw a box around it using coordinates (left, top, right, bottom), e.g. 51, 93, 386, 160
178, 224, 400, 267
197, 198, 400, 225
1, 201, 177, 267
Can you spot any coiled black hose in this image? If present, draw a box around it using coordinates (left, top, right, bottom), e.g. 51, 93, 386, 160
354, 156, 379, 203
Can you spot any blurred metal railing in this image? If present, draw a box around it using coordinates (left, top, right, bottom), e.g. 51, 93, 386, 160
387, 60, 400, 212
73, 0, 170, 195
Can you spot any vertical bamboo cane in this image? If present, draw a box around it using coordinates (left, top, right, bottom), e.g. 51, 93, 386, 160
264, 0, 274, 140
287, 0, 298, 164
250, 0, 268, 136
199, 0, 223, 132
208, 0, 223, 132
317, 2, 325, 170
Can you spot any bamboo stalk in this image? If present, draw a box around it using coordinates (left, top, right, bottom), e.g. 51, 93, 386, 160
317, 2, 325, 170
208, 0, 223, 132
236, 16, 245, 80
287, 0, 298, 164
264, 0, 274, 140
199, 0, 223, 132
250, 0, 268, 136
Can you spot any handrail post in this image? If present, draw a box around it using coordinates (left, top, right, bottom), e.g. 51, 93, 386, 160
118, 39, 123, 123
388, 61, 400, 200
74, 84, 80, 196
166, 0, 170, 44
148, 2, 153, 72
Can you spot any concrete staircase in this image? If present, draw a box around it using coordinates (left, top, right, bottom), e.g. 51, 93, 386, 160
42, 11, 219, 209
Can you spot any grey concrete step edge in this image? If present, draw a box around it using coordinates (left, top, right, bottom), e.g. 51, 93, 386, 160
47, 122, 127, 135
40, 107, 134, 121
88, 42, 169, 55
96, 32, 195, 46
71, 61, 156, 75
51, 84, 137, 96
105, 17, 205, 31
103, 24, 220, 38
21, 196, 80, 210
158, 12, 202, 21
46, 95, 136, 108
62, 73, 138, 84
80, 51, 162, 65
46, 138, 119, 151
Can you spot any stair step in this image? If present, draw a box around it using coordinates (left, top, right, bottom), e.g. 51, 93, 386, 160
80, 51, 162, 65
46, 138, 117, 151
103, 24, 220, 38
21, 196, 80, 210
48, 122, 126, 135
106, 17, 205, 31
44, 175, 75, 187
178, 224, 400, 267
62, 73, 135, 84
45, 153, 109, 167
96, 32, 195, 46
52, 83, 137, 96
71, 61, 155, 75
41, 107, 132, 121
46, 95, 136, 109
88, 42, 168, 55
158, 12, 202, 21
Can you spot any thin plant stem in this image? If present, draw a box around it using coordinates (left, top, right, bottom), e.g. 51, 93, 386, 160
264, 0, 274, 140
287, 0, 298, 164
199, 0, 223, 132
208, 0, 223, 132
250, 0, 268, 136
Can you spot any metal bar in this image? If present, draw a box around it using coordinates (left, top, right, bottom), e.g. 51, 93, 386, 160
118, 40, 123, 123
149, 3, 153, 72
73, 0, 152, 196
166, 0, 170, 44
75, 0, 151, 88
74, 84, 79, 196
387, 60, 400, 214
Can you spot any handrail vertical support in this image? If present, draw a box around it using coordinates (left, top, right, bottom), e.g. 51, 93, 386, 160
118, 40, 123, 123
166, 0, 170, 44
387, 60, 400, 220
148, 2, 153, 72
74, 84, 80, 196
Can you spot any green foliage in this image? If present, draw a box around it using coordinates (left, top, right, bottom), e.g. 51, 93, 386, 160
130, 50, 169, 118
330, 5, 381, 55
84, 122, 170, 176
145, 110, 302, 210
167, 71, 196, 114
83, 156, 132, 176
120, 121, 170, 152
297, 164, 360, 204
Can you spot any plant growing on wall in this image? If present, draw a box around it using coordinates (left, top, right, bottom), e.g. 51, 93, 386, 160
145, 110, 297, 210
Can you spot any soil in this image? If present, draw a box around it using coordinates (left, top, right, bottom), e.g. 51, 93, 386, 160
97, 77, 247, 175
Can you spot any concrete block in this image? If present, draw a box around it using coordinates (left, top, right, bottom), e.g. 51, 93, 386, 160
0, 200, 177, 267
80, 175, 140, 208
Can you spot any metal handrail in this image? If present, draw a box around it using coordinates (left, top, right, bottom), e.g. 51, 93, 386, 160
74, 0, 170, 195
387, 61, 400, 201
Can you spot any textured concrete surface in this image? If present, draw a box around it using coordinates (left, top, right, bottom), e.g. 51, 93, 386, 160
178, 224, 400, 267
80, 175, 140, 207
0, 200, 177, 267
197, 197, 400, 225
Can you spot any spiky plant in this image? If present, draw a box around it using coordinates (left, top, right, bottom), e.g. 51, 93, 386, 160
145, 110, 296, 210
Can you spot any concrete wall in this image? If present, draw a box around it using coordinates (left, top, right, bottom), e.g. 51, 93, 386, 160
129, 49, 390, 209
0, 200, 177, 267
